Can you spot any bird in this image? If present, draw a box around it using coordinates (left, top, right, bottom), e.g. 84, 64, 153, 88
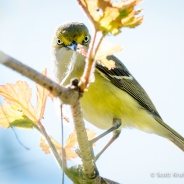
52, 22, 184, 154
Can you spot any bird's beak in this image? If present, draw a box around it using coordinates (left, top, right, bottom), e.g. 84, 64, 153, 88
66, 41, 78, 51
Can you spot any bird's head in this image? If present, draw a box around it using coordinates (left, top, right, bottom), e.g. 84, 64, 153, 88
52, 22, 91, 84
53, 22, 91, 52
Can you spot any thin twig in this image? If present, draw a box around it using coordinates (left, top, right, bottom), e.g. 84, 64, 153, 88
77, 0, 104, 91
60, 104, 66, 184
36, 122, 63, 170
77, 0, 96, 26
79, 31, 104, 91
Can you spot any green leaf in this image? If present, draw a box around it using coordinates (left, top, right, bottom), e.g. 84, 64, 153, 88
10, 116, 34, 129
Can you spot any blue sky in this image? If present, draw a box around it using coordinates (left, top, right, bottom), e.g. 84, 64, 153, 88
0, 0, 184, 184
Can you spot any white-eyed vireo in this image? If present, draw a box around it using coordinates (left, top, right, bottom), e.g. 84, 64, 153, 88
52, 22, 184, 152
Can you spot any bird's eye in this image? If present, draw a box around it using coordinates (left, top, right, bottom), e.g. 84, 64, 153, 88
83, 35, 90, 43
56, 38, 63, 45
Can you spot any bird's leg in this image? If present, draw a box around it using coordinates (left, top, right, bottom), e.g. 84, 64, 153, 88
89, 118, 121, 144
95, 129, 121, 161
89, 118, 121, 161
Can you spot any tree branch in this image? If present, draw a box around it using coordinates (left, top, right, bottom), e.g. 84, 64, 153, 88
0, 51, 80, 105
70, 102, 98, 181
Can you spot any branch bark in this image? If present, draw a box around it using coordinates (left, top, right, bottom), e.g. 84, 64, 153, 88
70, 102, 97, 180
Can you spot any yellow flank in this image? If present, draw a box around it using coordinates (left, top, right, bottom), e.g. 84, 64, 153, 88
81, 71, 163, 134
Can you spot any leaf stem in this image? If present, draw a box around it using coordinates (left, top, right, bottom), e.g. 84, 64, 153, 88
77, 0, 96, 26
35, 122, 64, 170
79, 31, 104, 91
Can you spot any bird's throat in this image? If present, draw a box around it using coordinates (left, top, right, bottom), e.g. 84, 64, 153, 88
53, 47, 85, 85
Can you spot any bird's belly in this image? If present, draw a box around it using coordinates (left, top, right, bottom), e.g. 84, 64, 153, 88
80, 74, 160, 133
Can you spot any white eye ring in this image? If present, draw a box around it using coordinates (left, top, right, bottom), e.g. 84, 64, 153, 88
56, 38, 63, 45
83, 35, 90, 43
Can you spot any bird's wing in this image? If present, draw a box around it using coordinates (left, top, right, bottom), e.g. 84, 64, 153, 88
96, 55, 162, 119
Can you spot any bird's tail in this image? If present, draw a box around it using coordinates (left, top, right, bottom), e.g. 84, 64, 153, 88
155, 117, 184, 152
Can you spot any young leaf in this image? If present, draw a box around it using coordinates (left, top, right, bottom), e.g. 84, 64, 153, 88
0, 69, 49, 128
0, 104, 33, 128
40, 136, 52, 154
77, 40, 122, 69
96, 40, 122, 69
40, 129, 96, 160
10, 117, 33, 129
0, 81, 37, 123
40, 134, 78, 160
35, 69, 50, 121
78, 0, 143, 35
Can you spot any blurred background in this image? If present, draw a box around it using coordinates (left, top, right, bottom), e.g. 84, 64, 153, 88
0, 0, 184, 183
